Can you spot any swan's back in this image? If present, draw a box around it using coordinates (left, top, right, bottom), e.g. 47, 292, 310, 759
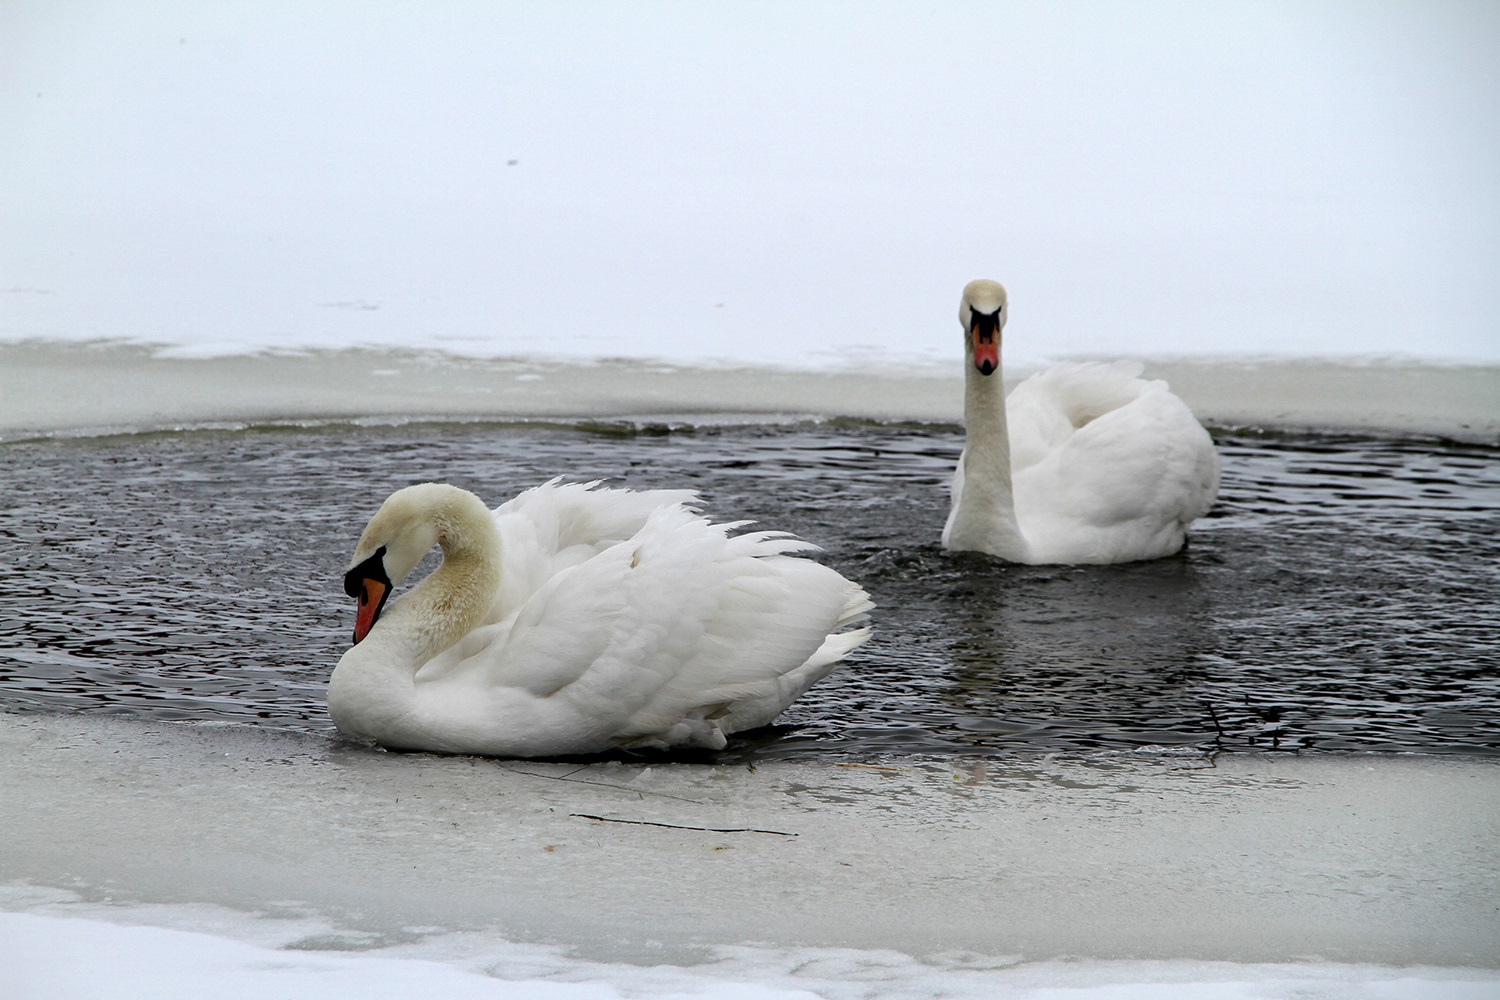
1007, 361, 1153, 470
1008, 361, 1219, 563
486, 478, 698, 623
400, 481, 873, 756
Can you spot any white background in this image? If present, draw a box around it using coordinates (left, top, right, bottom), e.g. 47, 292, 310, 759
3, 1, 1497, 363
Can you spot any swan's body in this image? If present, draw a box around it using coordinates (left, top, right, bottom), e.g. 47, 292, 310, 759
942, 279, 1219, 564
329, 480, 873, 757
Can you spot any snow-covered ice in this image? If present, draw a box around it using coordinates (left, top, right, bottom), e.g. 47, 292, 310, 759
2, 341, 1497, 444
3, 713, 1498, 998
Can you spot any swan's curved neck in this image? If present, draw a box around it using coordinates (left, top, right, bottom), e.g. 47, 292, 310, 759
330, 492, 500, 730
951, 361, 1029, 559
393, 529, 500, 661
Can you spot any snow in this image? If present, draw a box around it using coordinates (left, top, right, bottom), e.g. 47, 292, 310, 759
6, 909, 1500, 1000
5, 913, 622, 1000
2, 713, 1498, 998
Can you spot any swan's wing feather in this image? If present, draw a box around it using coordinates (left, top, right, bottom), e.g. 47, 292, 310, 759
440, 505, 870, 754
494, 479, 702, 544
1010, 363, 1219, 562
605, 521, 870, 746
487, 480, 701, 621
1006, 361, 1146, 473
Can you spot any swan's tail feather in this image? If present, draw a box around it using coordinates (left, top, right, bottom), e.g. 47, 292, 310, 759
805, 624, 873, 672
714, 623, 872, 738
836, 586, 876, 629
799, 585, 875, 685
729, 578, 874, 730
738, 529, 824, 558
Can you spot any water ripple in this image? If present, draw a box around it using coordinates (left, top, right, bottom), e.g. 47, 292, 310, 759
1, 423, 1497, 760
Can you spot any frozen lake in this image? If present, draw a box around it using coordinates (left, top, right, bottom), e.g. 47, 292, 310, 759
2, 345, 1498, 998
4, 712, 1499, 998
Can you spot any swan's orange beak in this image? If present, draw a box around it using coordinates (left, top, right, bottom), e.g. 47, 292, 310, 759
352, 577, 388, 644
970, 313, 1000, 376
344, 546, 392, 645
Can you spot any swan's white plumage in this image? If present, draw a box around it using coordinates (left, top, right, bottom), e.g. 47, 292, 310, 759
943, 280, 1220, 564
329, 479, 873, 757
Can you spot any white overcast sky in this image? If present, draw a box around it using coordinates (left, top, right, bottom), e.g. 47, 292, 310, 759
2, 1, 1498, 364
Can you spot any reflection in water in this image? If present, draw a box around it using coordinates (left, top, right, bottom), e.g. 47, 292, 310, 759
0, 422, 1497, 759
942, 554, 1218, 749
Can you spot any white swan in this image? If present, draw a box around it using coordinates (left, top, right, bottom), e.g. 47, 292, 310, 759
942, 279, 1220, 564
329, 480, 873, 757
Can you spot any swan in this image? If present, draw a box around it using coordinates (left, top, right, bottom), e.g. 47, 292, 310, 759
328, 479, 873, 757
942, 279, 1220, 564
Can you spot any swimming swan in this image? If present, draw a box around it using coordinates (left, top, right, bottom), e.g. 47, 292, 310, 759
329, 480, 873, 757
942, 279, 1220, 563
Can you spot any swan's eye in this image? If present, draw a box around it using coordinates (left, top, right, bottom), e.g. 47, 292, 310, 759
971, 309, 1001, 343
344, 545, 390, 598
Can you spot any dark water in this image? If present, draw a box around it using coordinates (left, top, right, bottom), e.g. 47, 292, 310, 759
2, 420, 1497, 760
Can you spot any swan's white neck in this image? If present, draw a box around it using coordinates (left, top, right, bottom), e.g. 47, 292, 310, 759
947, 361, 1030, 560
329, 491, 500, 737
383, 540, 498, 661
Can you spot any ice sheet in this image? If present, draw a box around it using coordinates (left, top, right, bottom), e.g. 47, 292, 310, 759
2, 342, 1497, 442
3, 712, 1497, 970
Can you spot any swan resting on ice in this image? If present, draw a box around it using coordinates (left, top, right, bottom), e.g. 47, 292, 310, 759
943, 279, 1220, 564
329, 480, 873, 757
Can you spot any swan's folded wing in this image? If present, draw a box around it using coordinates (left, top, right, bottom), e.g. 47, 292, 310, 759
1006, 361, 1148, 474
487, 480, 702, 622
449, 506, 869, 754
598, 520, 870, 748
494, 479, 701, 548
1014, 379, 1220, 560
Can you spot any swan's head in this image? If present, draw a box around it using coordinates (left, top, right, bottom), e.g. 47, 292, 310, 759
959, 279, 1007, 376
342, 483, 480, 644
